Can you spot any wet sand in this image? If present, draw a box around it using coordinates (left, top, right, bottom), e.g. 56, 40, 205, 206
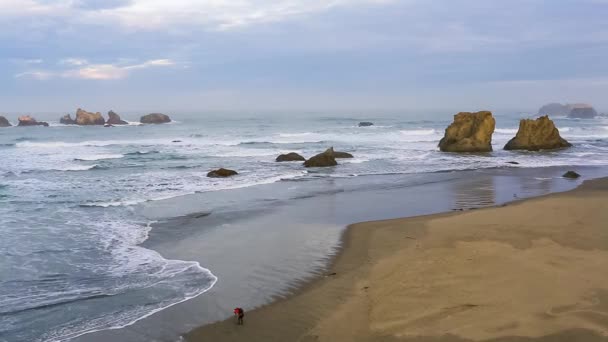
187, 177, 608, 342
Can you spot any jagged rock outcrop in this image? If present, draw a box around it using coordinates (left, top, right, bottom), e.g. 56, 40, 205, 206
504, 116, 571, 151
60, 114, 76, 125
563, 171, 581, 179
538, 103, 598, 119
0, 116, 11, 127
207, 168, 238, 178
276, 152, 306, 162
140, 113, 171, 124
75, 108, 105, 125
17, 115, 49, 127
358, 122, 374, 127
304, 147, 338, 167
333, 151, 354, 158
438, 111, 495, 152
106, 111, 128, 125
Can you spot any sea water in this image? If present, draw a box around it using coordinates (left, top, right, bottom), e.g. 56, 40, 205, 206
1, 111, 608, 341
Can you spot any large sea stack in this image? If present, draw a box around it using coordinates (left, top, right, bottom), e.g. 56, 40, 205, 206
438, 111, 495, 152
106, 111, 128, 125
75, 108, 105, 125
504, 116, 571, 151
140, 113, 171, 124
0, 116, 11, 127
17, 115, 49, 127
60, 114, 76, 125
304, 147, 338, 167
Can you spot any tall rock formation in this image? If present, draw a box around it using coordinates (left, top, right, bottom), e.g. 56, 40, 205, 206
504, 116, 571, 151
438, 111, 495, 152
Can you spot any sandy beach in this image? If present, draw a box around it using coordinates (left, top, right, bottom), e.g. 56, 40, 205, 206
186, 177, 608, 342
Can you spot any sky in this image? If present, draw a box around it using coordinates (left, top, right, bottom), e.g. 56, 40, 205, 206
1, 0, 608, 113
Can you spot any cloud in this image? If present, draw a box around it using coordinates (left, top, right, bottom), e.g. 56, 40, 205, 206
15, 58, 176, 80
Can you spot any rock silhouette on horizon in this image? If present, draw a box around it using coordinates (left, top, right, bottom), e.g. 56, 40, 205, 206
276, 152, 306, 162
107, 111, 128, 125
207, 168, 238, 178
140, 113, 171, 124
304, 147, 338, 167
60, 114, 76, 125
438, 111, 495, 152
504, 116, 571, 151
538, 103, 598, 119
17, 115, 49, 127
75, 108, 105, 125
0, 116, 11, 127
358, 122, 374, 127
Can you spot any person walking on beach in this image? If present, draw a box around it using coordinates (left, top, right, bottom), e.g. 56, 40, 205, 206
234, 307, 244, 325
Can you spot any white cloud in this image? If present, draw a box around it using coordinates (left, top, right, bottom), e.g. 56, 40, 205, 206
0, 0, 393, 30
15, 58, 176, 80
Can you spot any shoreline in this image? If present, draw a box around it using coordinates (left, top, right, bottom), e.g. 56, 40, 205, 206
186, 177, 608, 341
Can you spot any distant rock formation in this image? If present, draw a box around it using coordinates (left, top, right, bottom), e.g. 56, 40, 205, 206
358, 122, 374, 127
75, 108, 105, 125
106, 111, 128, 125
333, 151, 354, 158
504, 116, 571, 151
569, 105, 598, 119
438, 111, 495, 152
207, 168, 238, 178
276, 152, 306, 162
304, 147, 338, 167
563, 171, 581, 179
538, 103, 598, 119
60, 114, 76, 125
140, 113, 171, 124
0, 116, 11, 127
17, 115, 49, 127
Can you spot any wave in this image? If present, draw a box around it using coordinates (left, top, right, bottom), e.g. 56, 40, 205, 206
495, 128, 518, 134
399, 129, 437, 136
75, 154, 124, 161
51, 164, 105, 172
126, 150, 160, 156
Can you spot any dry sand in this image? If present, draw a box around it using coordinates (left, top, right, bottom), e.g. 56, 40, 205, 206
186, 178, 608, 342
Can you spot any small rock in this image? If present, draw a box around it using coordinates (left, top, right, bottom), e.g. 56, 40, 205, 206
104, 124, 114, 128
60, 114, 76, 125
0, 116, 11, 127
304, 147, 338, 167
17, 115, 49, 127
106, 110, 128, 125
563, 171, 581, 179
333, 151, 354, 158
506, 161, 520, 165
276, 152, 306, 162
140, 113, 171, 124
172, 140, 182, 143
207, 168, 238, 178
358, 121, 374, 127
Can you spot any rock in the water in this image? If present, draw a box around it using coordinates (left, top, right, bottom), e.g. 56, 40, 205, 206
207, 168, 238, 178
17, 115, 49, 127
60, 114, 76, 125
333, 151, 354, 158
276, 152, 306, 162
504, 116, 571, 151
563, 171, 581, 179
75, 108, 105, 125
358, 122, 374, 127
538, 103, 571, 116
106, 110, 128, 125
538, 103, 598, 119
507, 161, 520, 165
0, 116, 11, 127
140, 113, 171, 124
304, 147, 338, 167
569, 105, 598, 119
104, 124, 114, 127
438, 111, 495, 152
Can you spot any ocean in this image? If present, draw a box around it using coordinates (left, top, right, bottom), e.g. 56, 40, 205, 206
1, 111, 608, 342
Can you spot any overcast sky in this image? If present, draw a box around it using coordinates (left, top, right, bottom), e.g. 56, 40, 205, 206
1, 0, 607, 113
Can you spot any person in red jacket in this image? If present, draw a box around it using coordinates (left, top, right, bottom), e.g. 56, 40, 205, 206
234, 307, 244, 325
